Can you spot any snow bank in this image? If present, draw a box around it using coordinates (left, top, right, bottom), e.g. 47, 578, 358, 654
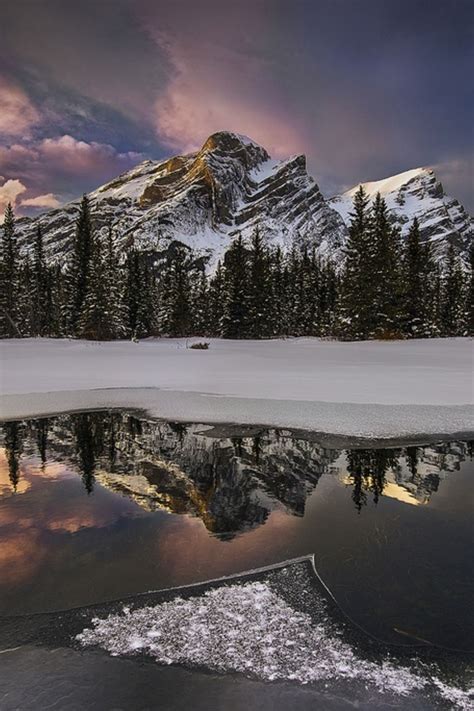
0, 338, 472, 437
76, 581, 473, 708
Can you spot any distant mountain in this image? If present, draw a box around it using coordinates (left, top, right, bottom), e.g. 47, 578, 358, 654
16, 131, 347, 267
15, 133, 472, 266
330, 167, 473, 259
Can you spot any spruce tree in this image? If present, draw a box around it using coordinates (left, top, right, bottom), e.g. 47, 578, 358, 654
32, 224, 48, 335
269, 246, 286, 336
77, 233, 111, 339
421, 239, 440, 337
371, 192, 402, 337
403, 217, 424, 336
68, 195, 94, 334
18, 257, 34, 336
221, 234, 249, 339
192, 270, 210, 336
441, 244, 464, 336
103, 227, 127, 338
159, 245, 192, 337
0, 203, 20, 337
295, 246, 318, 336
125, 248, 142, 337
3, 420, 23, 492
320, 260, 338, 336
465, 242, 474, 336
49, 264, 67, 337
207, 260, 224, 336
247, 227, 271, 338
339, 186, 373, 339
285, 247, 300, 335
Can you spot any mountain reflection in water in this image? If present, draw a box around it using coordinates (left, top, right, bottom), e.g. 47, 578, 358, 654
1, 411, 472, 538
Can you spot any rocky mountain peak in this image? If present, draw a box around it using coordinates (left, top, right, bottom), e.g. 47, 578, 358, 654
15, 131, 347, 266
12, 134, 472, 267
330, 167, 473, 257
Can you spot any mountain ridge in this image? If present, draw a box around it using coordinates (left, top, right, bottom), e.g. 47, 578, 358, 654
13, 131, 473, 266
330, 166, 473, 257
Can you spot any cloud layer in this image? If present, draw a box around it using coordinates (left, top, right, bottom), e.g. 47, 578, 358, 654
0, 0, 472, 216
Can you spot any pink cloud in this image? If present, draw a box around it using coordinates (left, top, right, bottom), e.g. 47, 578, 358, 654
38, 135, 142, 176
21, 192, 61, 209
0, 135, 144, 217
0, 178, 27, 220
149, 28, 306, 158
0, 76, 40, 137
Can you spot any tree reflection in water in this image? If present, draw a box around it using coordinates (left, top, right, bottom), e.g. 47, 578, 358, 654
1, 412, 472, 536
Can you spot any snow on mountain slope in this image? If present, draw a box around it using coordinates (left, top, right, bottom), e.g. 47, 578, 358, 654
330, 167, 473, 258
15, 132, 347, 267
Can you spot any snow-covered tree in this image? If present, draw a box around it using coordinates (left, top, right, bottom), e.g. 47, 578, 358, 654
441, 243, 465, 336
339, 186, 374, 339
0, 203, 20, 337
221, 234, 249, 338
32, 224, 49, 336
247, 227, 272, 338
68, 195, 94, 334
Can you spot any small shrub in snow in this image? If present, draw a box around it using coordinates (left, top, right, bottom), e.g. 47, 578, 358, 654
189, 342, 209, 350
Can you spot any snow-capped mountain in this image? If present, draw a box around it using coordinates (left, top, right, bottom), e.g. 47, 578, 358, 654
14, 134, 473, 266
330, 167, 473, 258
16, 131, 347, 267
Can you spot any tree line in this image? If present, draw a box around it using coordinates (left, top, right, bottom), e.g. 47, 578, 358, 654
0, 187, 472, 341
4, 413, 470, 511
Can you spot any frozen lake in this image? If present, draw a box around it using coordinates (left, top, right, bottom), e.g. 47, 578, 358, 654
0, 410, 472, 709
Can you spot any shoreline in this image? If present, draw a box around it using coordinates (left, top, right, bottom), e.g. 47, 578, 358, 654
1, 387, 473, 445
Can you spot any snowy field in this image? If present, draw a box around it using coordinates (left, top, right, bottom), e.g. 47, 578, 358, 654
0, 337, 472, 438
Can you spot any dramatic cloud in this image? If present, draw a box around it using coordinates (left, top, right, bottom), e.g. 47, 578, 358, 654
38, 135, 142, 178
21, 193, 61, 209
0, 0, 472, 209
152, 32, 305, 157
0, 178, 27, 219
0, 135, 144, 215
0, 76, 40, 137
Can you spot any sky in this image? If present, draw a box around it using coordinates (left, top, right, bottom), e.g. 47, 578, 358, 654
0, 0, 472, 220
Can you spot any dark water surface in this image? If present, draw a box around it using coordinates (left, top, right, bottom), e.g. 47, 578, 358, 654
1, 410, 473, 654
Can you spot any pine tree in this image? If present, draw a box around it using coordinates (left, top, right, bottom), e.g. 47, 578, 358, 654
285, 247, 300, 335
441, 243, 464, 336
192, 270, 210, 336
465, 242, 474, 336
371, 192, 402, 337
221, 234, 249, 339
0, 203, 20, 337
32, 224, 49, 335
159, 246, 192, 337
319, 260, 338, 336
3, 421, 23, 492
421, 239, 441, 337
308, 249, 322, 335
269, 246, 286, 336
48, 264, 67, 336
68, 195, 94, 334
103, 227, 127, 337
295, 246, 319, 336
125, 248, 142, 337
18, 257, 34, 336
247, 227, 271, 338
77, 232, 111, 339
207, 260, 224, 336
339, 186, 373, 339
403, 217, 424, 336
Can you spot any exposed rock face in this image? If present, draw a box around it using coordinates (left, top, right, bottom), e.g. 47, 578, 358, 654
330, 167, 473, 259
13, 136, 472, 266
14, 131, 347, 267
9, 412, 470, 538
